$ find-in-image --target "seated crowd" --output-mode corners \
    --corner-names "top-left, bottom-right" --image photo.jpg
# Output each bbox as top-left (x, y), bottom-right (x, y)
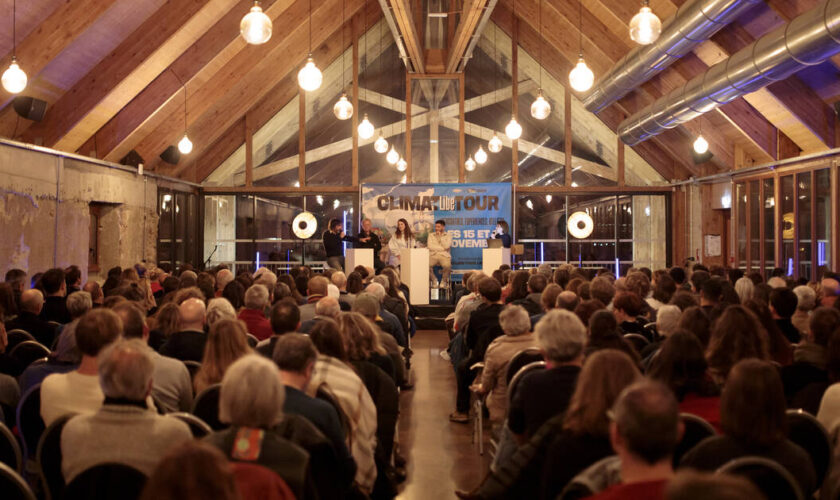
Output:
top-left (3, 260), bottom-right (840, 499)
top-left (0, 262), bottom-right (414, 499)
top-left (448, 263), bottom-right (840, 499)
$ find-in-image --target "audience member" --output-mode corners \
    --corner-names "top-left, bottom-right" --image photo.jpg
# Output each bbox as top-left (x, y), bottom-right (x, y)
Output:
top-left (113, 302), bottom-right (192, 413)
top-left (821, 277), bottom-right (840, 307)
top-left (664, 471), bottom-right (762, 500)
top-left (510, 274), bottom-right (546, 316)
top-left (590, 277), bottom-right (616, 308)
top-left (140, 441), bottom-right (240, 500)
top-left (780, 307), bottom-right (840, 412)
top-left (193, 318), bottom-right (251, 393)
top-left (475, 305), bottom-right (538, 422)
top-left (508, 309), bottom-right (585, 438)
top-left (5, 288), bottom-right (57, 347)
top-left (451, 277), bottom-right (505, 423)
top-left (222, 280), bottom-right (245, 310)
top-left (159, 298), bottom-right (207, 362)
top-left (205, 355), bottom-right (313, 499)
top-left (733, 276), bottom-right (754, 304)
top-left (769, 287), bottom-right (801, 343)
top-left (792, 284), bottom-right (817, 336)
top-left (215, 269), bottom-right (234, 298)
top-left (585, 310), bottom-right (642, 366)
top-left (18, 321), bottom-right (82, 394)
top-left (365, 282), bottom-right (407, 346)
top-left (39, 267), bottom-right (71, 324)
top-left (300, 276), bottom-right (329, 322)
top-left (680, 359), bottom-right (816, 496)
top-left (706, 305), bottom-right (769, 384)
top-left (648, 274), bottom-right (676, 312)
top-left (256, 298), bottom-right (300, 358)
top-left (61, 339), bottom-right (192, 482)
top-left (206, 297), bottom-right (237, 327)
top-left (613, 292), bottom-right (648, 337)
top-left (299, 296), bottom-right (341, 334)
top-left (237, 284), bottom-right (272, 340)
top-left (41, 308), bottom-right (122, 425)
top-left (584, 380), bottom-right (682, 500)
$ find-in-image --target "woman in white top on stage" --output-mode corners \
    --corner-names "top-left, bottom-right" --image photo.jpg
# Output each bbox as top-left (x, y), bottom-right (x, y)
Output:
top-left (388, 218), bottom-right (415, 267)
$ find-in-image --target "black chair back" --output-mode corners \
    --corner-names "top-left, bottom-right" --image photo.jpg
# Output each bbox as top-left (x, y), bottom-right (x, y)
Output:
top-left (37, 413), bottom-right (75, 500)
top-left (9, 341), bottom-right (51, 369)
top-left (0, 422), bottom-right (21, 473)
top-left (0, 461), bottom-right (36, 500)
top-left (315, 385), bottom-right (351, 441)
top-left (505, 348), bottom-right (544, 386)
top-left (507, 361), bottom-right (546, 405)
top-left (623, 333), bottom-right (650, 353)
top-left (673, 413), bottom-right (717, 466)
top-left (716, 456), bottom-right (803, 500)
top-left (6, 330), bottom-right (35, 351)
top-left (192, 384), bottom-right (225, 430)
top-left (64, 463), bottom-right (147, 500)
top-left (15, 384), bottom-right (44, 463)
top-left (168, 412), bottom-right (212, 438)
top-left (183, 360), bottom-right (202, 382)
top-left (786, 409), bottom-right (830, 493)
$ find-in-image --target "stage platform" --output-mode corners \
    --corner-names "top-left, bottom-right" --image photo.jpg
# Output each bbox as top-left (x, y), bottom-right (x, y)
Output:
top-left (414, 304), bottom-right (454, 331)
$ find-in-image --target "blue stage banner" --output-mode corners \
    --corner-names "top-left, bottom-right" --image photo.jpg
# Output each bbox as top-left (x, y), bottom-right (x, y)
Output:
top-left (360, 183), bottom-right (512, 269)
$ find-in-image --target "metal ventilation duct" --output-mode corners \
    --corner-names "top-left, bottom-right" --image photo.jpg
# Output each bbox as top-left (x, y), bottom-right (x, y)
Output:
top-left (619, 0), bottom-right (840, 146)
top-left (583, 0), bottom-right (762, 113)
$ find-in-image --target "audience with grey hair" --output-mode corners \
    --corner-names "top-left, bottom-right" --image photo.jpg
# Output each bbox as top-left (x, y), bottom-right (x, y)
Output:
top-left (66, 291), bottom-right (93, 319)
top-left (244, 284), bottom-right (270, 310)
top-left (315, 297), bottom-right (341, 319)
top-left (365, 282), bottom-right (386, 302)
top-left (254, 269), bottom-right (278, 289)
top-left (734, 277), bottom-right (754, 304)
top-left (372, 275), bottom-right (390, 291)
top-left (215, 269), bottom-right (234, 292)
top-left (767, 276), bottom-right (787, 289)
top-left (655, 305), bottom-right (682, 338)
top-left (794, 285), bottom-right (817, 311)
top-left (611, 379), bottom-right (681, 465)
top-left (537, 263), bottom-right (553, 280)
top-left (20, 288), bottom-right (44, 314)
top-left (331, 271), bottom-right (347, 290)
top-left (499, 305), bottom-right (531, 337)
top-left (534, 309), bottom-right (586, 363)
top-left (219, 354), bottom-right (284, 428)
top-left (206, 297), bottom-right (237, 326)
top-left (98, 339), bottom-right (155, 401)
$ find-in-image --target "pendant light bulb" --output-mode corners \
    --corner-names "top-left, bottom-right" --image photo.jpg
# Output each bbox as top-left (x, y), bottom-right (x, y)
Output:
top-left (396, 157), bottom-right (407, 172)
top-left (178, 135), bottom-right (193, 155)
top-left (2, 57), bottom-right (27, 94)
top-left (569, 57), bottom-right (594, 92)
top-left (530, 90), bottom-right (551, 120)
top-left (333, 93), bottom-right (353, 120)
top-left (505, 117), bottom-right (522, 140)
top-left (386, 146), bottom-right (400, 164)
top-left (374, 134), bottom-right (389, 153)
top-left (297, 57), bottom-right (322, 91)
top-left (240, 2), bottom-right (273, 45)
top-left (629, 5), bottom-right (661, 45)
top-left (475, 146), bottom-right (488, 165)
top-left (693, 135), bottom-right (709, 154)
top-left (358, 114), bottom-right (375, 140)
top-left (488, 133), bottom-right (503, 153)
top-left (465, 156), bottom-right (476, 172)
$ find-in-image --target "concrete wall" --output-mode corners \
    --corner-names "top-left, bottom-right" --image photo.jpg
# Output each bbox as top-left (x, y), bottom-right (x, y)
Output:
top-left (0, 144), bottom-right (158, 283)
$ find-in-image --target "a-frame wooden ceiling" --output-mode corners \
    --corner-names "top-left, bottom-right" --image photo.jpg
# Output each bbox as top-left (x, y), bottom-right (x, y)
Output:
top-left (1, 0), bottom-right (838, 183)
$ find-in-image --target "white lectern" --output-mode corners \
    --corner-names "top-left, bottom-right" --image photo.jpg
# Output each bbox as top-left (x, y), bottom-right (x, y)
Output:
top-left (482, 248), bottom-right (511, 275)
top-left (401, 248), bottom-right (429, 305)
top-left (345, 248), bottom-right (373, 274)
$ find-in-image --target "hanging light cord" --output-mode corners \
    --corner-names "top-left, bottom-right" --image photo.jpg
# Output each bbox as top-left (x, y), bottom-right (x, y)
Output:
top-left (341, 0), bottom-right (345, 91)
top-left (578, 0), bottom-right (583, 58)
top-left (11, 0), bottom-right (16, 57)
top-left (308, 0), bottom-right (312, 55)
top-left (170, 69), bottom-right (188, 134)
top-left (538, 0), bottom-right (542, 89)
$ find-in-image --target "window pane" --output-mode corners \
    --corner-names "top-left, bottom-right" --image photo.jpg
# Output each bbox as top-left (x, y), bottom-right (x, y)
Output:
top-left (816, 168), bottom-right (831, 273)
top-left (797, 172), bottom-right (812, 279)
top-left (736, 183), bottom-right (746, 269)
top-left (749, 180), bottom-right (760, 270)
top-left (763, 178), bottom-right (775, 274)
top-left (781, 175), bottom-right (795, 276)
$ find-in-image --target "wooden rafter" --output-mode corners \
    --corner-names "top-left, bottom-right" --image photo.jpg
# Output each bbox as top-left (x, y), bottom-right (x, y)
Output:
top-left (386, 0), bottom-right (425, 73)
top-left (446, 0), bottom-right (491, 73)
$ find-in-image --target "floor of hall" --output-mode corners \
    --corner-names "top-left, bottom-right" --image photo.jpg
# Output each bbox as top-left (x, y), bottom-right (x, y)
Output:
top-left (396, 330), bottom-right (492, 499)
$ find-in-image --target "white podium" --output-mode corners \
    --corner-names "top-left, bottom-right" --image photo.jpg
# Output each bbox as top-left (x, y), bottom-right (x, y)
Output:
top-left (400, 248), bottom-right (429, 305)
top-left (345, 248), bottom-right (373, 274)
top-left (482, 248), bottom-right (511, 275)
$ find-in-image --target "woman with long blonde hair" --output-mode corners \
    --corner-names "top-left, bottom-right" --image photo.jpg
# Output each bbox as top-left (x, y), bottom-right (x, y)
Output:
top-left (337, 312), bottom-right (395, 381)
top-left (193, 319), bottom-right (252, 393)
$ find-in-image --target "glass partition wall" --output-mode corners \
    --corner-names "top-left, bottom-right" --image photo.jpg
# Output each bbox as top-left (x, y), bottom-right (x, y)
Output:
top-left (734, 165), bottom-right (833, 280)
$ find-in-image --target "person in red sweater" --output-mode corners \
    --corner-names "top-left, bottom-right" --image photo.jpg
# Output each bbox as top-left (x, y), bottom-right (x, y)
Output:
top-left (237, 284), bottom-right (273, 341)
top-left (586, 380), bottom-right (683, 500)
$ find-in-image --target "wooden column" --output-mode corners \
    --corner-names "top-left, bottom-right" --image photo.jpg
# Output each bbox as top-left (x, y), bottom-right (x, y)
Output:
top-left (774, 172), bottom-right (782, 269)
top-left (244, 113), bottom-right (253, 187)
top-left (832, 160), bottom-right (840, 270)
top-left (511, 16), bottom-right (519, 186)
top-left (564, 86), bottom-right (571, 186)
top-left (406, 73), bottom-right (412, 183)
top-left (745, 181), bottom-right (752, 270)
top-left (759, 179), bottom-right (765, 275)
top-left (811, 172), bottom-right (818, 281)
top-left (617, 139), bottom-right (625, 187)
top-left (299, 89), bottom-right (306, 187)
top-left (459, 73), bottom-right (466, 182)
top-left (351, 34), bottom-right (359, 186)
top-left (793, 174), bottom-right (800, 279)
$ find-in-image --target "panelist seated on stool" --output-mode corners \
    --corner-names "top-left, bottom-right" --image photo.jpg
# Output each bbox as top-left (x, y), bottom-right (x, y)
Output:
top-left (428, 220), bottom-right (452, 288)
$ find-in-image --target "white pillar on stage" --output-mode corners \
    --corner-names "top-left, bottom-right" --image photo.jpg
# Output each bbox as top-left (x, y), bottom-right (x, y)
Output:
top-left (345, 248), bottom-right (373, 274)
top-left (482, 248), bottom-right (511, 275)
top-left (401, 248), bottom-right (430, 305)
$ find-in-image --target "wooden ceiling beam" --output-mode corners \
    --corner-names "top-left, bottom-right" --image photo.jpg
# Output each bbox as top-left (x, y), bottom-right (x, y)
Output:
top-left (17, 0), bottom-right (238, 152)
top-left (141, 0), bottom-right (369, 174)
top-left (79, 0), bottom-right (291, 163)
top-left (0, 0), bottom-right (118, 113)
top-left (386, 0), bottom-right (425, 72)
top-left (445, 0), bottom-right (491, 73)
